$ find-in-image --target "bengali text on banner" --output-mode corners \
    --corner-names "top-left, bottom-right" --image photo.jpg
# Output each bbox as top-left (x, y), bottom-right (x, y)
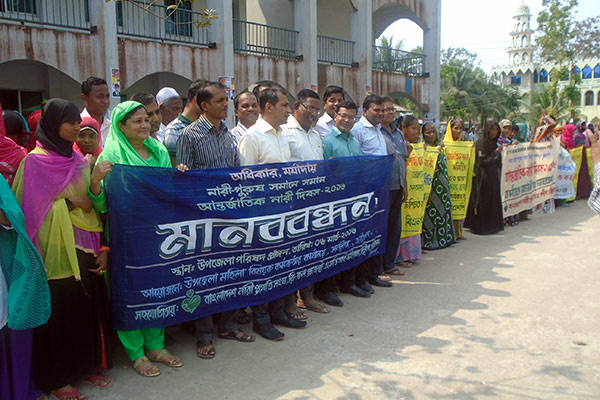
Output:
top-left (501, 139), bottom-right (560, 217)
top-left (401, 143), bottom-right (438, 238)
top-left (105, 156), bottom-right (393, 330)
top-left (443, 141), bottom-right (475, 220)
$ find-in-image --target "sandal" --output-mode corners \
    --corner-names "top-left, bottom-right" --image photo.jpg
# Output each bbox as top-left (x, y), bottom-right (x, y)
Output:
top-left (147, 349), bottom-right (183, 367)
top-left (196, 340), bottom-right (216, 359)
top-left (303, 299), bottom-right (330, 313)
top-left (394, 261), bottom-right (413, 268)
top-left (378, 274), bottom-right (392, 282)
top-left (50, 386), bottom-right (85, 400)
top-left (81, 374), bottom-right (113, 389)
top-left (132, 356), bottom-right (160, 377)
top-left (285, 304), bottom-right (308, 320)
top-left (384, 267), bottom-right (406, 276)
top-left (219, 329), bottom-right (256, 342)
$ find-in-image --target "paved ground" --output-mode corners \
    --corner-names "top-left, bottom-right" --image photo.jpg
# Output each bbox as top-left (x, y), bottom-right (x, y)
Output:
top-left (86, 200), bottom-right (600, 400)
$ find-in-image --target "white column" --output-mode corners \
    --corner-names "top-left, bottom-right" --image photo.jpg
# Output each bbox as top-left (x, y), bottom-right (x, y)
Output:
top-left (92, 2), bottom-right (120, 110)
top-left (351, 0), bottom-right (372, 105)
top-left (423, 0), bottom-right (441, 127)
top-left (294, 0), bottom-right (318, 92)
top-left (208, 0), bottom-right (235, 127)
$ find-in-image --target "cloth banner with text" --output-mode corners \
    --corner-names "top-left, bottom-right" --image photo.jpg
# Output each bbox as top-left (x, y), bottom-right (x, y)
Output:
top-left (567, 146), bottom-right (595, 201)
top-left (401, 143), bottom-right (438, 238)
top-left (105, 156), bottom-right (393, 330)
top-left (443, 142), bottom-right (475, 220)
top-left (501, 139), bottom-right (560, 217)
top-left (555, 148), bottom-right (576, 200)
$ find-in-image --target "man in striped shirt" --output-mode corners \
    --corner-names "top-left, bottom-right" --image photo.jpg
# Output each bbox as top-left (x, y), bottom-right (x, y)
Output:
top-left (175, 81), bottom-right (254, 359)
top-left (176, 81), bottom-right (239, 169)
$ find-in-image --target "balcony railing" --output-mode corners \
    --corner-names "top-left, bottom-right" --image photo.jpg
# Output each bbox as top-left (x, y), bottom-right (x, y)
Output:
top-left (0, 0), bottom-right (90, 31)
top-left (233, 19), bottom-right (298, 60)
top-left (372, 46), bottom-right (426, 76)
top-left (116, 0), bottom-right (210, 46)
top-left (317, 35), bottom-right (354, 66)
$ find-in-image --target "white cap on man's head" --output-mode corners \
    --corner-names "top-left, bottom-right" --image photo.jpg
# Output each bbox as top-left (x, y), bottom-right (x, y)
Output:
top-left (156, 87), bottom-right (180, 106)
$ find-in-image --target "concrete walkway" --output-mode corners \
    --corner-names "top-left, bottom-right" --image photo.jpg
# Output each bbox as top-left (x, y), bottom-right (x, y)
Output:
top-left (86, 200), bottom-right (600, 400)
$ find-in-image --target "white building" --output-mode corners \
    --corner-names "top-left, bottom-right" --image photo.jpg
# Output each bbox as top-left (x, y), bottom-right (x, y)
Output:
top-left (491, 3), bottom-right (600, 125)
top-left (0, 0), bottom-right (441, 125)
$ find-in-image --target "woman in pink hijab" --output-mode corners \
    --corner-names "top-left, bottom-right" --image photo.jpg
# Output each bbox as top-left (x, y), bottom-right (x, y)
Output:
top-left (0, 103), bottom-right (27, 186)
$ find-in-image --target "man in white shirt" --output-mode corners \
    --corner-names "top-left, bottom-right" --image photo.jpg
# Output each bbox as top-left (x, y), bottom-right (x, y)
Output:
top-left (156, 87), bottom-right (183, 143)
top-left (238, 88), bottom-right (307, 340)
top-left (238, 88), bottom-right (292, 165)
top-left (281, 89), bottom-right (331, 315)
top-left (314, 85), bottom-right (345, 138)
top-left (80, 77), bottom-right (111, 148)
top-left (230, 90), bottom-right (259, 145)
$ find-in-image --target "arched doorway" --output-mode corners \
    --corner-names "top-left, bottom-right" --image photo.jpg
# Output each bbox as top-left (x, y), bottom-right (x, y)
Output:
top-left (124, 72), bottom-right (192, 101)
top-left (0, 59), bottom-right (82, 114)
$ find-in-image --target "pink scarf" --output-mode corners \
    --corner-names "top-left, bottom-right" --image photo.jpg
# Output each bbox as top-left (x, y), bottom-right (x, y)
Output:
top-left (561, 124), bottom-right (577, 150)
top-left (21, 144), bottom-right (86, 250)
top-left (0, 103), bottom-right (28, 185)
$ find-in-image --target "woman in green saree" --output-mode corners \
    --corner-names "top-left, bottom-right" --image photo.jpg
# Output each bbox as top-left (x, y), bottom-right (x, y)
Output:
top-left (90, 101), bottom-right (183, 377)
top-left (421, 123), bottom-right (456, 250)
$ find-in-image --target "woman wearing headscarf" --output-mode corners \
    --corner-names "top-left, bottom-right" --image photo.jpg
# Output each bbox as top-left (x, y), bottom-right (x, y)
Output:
top-left (74, 117), bottom-right (102, 170)
top-left (89, 101), bottom-right (183, 378)
top-left (562, 123), bottom-right (593, 199)
top-left (12, 99), bottom-right (112, 400)
top-left (442, 117), bottom-right (472, 240)
top-left (0, 176), bottom-right (51, 400)
top-left (464, 120), bottom-right (504, 235)
top-left (26, 110), bottom-right (42, 152)
top-left (0, 103), bottom-right (27, 186)
top-left (421, 122), bottom-right (456, 250)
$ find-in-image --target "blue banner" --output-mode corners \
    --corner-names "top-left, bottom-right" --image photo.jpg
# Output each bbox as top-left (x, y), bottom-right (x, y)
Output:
top-left (105, 156), bottom-right (392, 330)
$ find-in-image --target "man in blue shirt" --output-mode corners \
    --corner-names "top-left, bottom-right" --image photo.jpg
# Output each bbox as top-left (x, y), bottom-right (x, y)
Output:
top-left (321, 100), bottom-right (373, 299)
top-left (350, 95), bottom-right (393, 288)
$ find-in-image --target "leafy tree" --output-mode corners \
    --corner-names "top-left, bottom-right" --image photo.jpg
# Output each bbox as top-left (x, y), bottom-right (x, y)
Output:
top-left (374, 35), bottom-right (405, 73)
top-left (536, 0), bottom-right (578, 65)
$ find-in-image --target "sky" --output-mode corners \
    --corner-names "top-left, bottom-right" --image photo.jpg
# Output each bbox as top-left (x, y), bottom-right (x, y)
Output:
top-left (381, 0), bottom-right (597, 74)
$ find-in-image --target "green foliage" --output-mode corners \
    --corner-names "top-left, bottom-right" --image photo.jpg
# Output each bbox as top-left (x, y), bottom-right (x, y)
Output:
top-left (440, 47), bottom-right (517, 126)
top-left (536, 0), bottom-right (578, 64)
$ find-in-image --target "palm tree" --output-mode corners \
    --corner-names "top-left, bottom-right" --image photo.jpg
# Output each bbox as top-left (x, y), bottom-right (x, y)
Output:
top-left (374, 35), bottom-right (405, 73)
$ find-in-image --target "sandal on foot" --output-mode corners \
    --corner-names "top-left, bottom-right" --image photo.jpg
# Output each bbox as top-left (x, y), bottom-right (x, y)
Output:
top-left (219, 329), bottom-right (256, 342)
top-left (384, 267), bottom-right (406, 276)
top-left (82, 374), bottom-right (113, 389)
top-left (132, 356), bottom-right (161, 377)
top-left (50, 387), bottom-right (85, 400)
top-left (303, 299), bottom-right (330, 313)
top-left (147, 349), bottom-right (183, 367)
top-left (378, 274), bottom-right (392, 282)
top-left (395, 261), bottom-right (413, 268)
top-left (285, 305), bottom-right (307, 320)
top-left (196, 341), bottom-right (216, 359)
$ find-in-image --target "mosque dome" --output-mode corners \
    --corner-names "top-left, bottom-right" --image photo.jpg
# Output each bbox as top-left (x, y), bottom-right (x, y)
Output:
top-left (516, 3), bottom-right (530, 15)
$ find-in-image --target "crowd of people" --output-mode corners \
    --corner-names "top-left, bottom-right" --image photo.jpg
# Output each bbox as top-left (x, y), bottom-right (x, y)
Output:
top-left (1, 76), bottom-right (599, 400)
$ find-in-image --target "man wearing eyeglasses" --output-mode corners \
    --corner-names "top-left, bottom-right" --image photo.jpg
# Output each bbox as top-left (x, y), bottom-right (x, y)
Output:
top-left (281, 89), bottom-right (332, 316)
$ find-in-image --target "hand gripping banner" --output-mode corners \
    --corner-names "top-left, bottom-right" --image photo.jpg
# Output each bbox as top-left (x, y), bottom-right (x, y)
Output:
top-left (104, 156), bottom-right (393, 330)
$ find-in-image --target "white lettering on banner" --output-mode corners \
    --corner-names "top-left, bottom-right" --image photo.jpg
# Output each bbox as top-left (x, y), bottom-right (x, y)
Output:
top-left (155, 192), bottom-right (374, 259)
